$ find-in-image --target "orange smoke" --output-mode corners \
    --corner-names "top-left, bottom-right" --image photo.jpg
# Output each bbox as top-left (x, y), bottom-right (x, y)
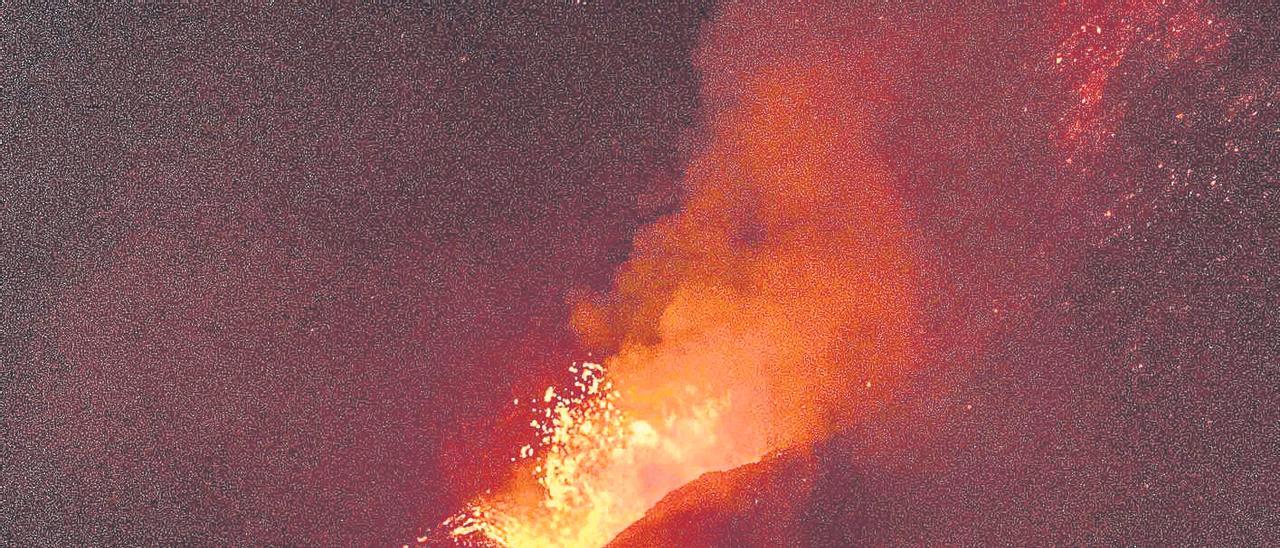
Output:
top-left (581, 62), bottom-right (919, 449)
top-left (430, 19), bottom-right (920, 548)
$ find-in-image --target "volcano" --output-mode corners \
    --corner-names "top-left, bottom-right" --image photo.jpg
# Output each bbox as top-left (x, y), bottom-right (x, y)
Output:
top-left (5, 1), bottom-right (1277, 546)
top-left (421, 1), bottom-right (1277, 545)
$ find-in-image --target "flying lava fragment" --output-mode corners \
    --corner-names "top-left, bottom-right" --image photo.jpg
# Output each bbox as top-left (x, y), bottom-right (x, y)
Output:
top-left (3, 1), bottom-right (1272, 546)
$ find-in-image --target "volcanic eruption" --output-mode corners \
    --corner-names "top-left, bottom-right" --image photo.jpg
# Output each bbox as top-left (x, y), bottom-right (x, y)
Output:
top-left (424, 0), bottom-right (1275, 546)
top-left (5, 1), bottom-right (1272, 546)
top-left (429, 38), bottom-right (920, 548)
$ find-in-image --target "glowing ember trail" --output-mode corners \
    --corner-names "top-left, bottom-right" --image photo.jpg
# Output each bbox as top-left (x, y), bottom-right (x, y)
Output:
top-left (424, 362), bottom-right (762, 547)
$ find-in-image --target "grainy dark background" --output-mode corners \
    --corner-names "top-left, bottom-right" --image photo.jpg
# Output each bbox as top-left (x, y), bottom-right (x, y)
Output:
top-left (2, 3), bottom-right (710, 544)
top-left (3, 1), bottom-right (1277, 546)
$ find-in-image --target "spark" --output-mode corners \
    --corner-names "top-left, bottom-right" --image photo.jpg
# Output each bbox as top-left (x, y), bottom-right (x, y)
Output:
top-left (427, 361), bottom-right (757, 547)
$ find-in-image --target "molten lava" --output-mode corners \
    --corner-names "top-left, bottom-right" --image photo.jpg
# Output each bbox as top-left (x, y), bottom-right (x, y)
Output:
top-left (432, 362), bottom-right (764, 547)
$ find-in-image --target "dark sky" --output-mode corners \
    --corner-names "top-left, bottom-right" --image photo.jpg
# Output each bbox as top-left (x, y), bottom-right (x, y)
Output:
top-left (4, 1), bottom-right (1278, 547)
top-left (3, 3), bottom-right (710, 545)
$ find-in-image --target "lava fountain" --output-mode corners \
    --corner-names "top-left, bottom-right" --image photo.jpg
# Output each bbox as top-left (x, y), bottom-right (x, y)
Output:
top-left (425, 40), bottom-right (921, 547)
top-left (433, 361), bottom-right (757, 547)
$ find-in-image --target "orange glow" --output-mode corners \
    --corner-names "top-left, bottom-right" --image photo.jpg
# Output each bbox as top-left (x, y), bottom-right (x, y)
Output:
top-left (434, 362), bottom-right (759, 547)
top-left (427, 59), bottom-right (920, 547)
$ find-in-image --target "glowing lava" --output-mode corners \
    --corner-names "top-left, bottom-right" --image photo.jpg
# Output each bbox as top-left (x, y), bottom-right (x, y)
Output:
top-left (425, 22), bottom-right (921, 548)
top-left (428, 362), bottom-right (763, 547)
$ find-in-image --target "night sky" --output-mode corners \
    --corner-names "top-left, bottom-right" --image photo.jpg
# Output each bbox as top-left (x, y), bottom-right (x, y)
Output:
top-left (3, 1), bottom-right (1277, 547)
